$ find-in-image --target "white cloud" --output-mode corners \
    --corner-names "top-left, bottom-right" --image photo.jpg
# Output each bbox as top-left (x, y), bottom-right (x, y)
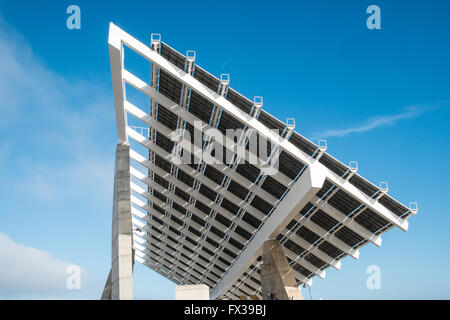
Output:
top-left (0, 232), bottom-right (90, 298)
top-left (315, 102), bottom-right (449, 138)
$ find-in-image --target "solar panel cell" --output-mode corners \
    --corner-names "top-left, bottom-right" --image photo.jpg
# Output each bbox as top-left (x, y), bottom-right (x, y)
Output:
top-left (194, 66), bottom-right (220, 92)
top-left (188, 91), bottom-right (214, 123)
top-left (155, 131), bottom-right (174, 153)
top-left (226, 89), bottom-right (253, 114)
top-left (304, 253), bottom-right (327, 269)
top-left (203, 165), bottom-right (225, 185)
top-left (156, 104), bottom-right (178, 130)
top-left (235, 162), bottom-right (260, 183)
top-left (378, 194), bottom-right (409, 217)
top-left (284, 239), bottom-right (306, 256)
top-left (176, 169), bottom-right (195, 188)
top-left (160, 43), bottom-right (185, 69)
top-left (227, 180), bottom-right (249, 200)
top-left (260, 175), bottom-right (287, 199)
top-left (292, 263), bottom-right (313, 278)
top-left (349, 174), bottom-right (380, 198)
top-left (354, 208), bottom-right (390, 233)
top-left (318, 241), bottom-right (344, 259)
top-left (195, 200), bottom-right (212, 215)
top-left (158, 70), bottom-right (182, 104)
top-left (334, 226), bottom-right (365, 247)
top-left (250, 195), bottom-right (274, 215)
top-left (217, 111), bottom-right (245, 135)
top-left (220, 198), bottom-right (240, 216)
top-left (153, 173), bottom-right (169, 189)
top-left (296, 226), bottom-right (321, 244)
top-left (319, 153), bottom-right (349, 177)
top-left (241, 212), bottom-right (261, 229)
top-left (288, 132), bottom-right (317, 156)
top-left (310, 209), bottom-right (339, 232)
top-left (278, 151), bottom-right (305, 180)
top-left (199, 184), bottom-right (218, 202)
top-left (154, 154), bottom-right (172, 173)
top-left (257, 110), bottom-right (286, 132)
top-left (328, 189), bottom-right (363, 216)
top-left (172, 201), bottom-right (187, 215)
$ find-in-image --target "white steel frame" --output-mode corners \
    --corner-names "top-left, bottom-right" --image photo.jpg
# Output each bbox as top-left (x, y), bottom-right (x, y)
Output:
top-left (108, 22), bottom-right (417, 300)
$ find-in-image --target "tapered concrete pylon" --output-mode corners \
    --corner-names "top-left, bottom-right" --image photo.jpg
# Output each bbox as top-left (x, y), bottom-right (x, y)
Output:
top-left (261, 239), bottom-right (303, 300)
top-left (102, 143), bottom-right (133, 300)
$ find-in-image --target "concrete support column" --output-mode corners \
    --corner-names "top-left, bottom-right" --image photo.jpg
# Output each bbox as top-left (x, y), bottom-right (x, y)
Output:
top-left (175, 284), bottom-right (210, 300)
top-left (261, 239), bottom-right (303, 300)
top-left (102, 143), bottom-right (133, 300)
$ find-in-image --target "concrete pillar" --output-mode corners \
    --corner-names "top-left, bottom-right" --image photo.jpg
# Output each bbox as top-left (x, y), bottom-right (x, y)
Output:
top-left (102, 143), bottom-right (133, 300)
top-left (101, 270), bottom-right (112, 299)
top-left (261, 239), bottom-right (303, 300)
top-left (175, 284), bottom-right (210, 300)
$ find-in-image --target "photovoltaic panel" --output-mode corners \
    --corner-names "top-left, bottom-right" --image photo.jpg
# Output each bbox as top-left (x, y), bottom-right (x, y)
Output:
top-left (109, 24), bottom-right (417, 300)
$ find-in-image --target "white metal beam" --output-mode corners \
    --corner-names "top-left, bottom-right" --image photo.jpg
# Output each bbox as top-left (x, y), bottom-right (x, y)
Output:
top-left (210, 163), bottom-right (325, 299)
top-left (108, 23), bottom-right (128, 144)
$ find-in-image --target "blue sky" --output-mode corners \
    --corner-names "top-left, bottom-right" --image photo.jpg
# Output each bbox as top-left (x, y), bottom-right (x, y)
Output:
top-left (0, 0), bottom-right (449, 299)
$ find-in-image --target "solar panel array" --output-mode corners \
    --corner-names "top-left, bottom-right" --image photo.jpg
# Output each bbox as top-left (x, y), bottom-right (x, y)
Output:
top-left (111, 26), bottom-right (417, 300)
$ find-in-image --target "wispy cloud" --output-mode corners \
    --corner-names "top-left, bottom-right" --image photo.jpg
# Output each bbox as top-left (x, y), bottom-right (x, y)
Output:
top-left (315, 102), bottom-right (449, 139)
top-left (220, 56), bottom-right (232, 69)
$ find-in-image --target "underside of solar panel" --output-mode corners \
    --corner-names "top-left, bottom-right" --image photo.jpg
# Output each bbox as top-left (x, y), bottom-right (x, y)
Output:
top-left (106, 23), bottom-right (418, 300)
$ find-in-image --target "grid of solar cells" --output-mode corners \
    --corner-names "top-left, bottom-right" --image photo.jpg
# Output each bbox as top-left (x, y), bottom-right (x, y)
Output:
top-left (134, 88), bottom-right (300, 288)
top-left (187, 91), bottom-right (214, 124)
top-left (120, 37), bottom-right (415, 299)
top-left (223, 175), bottom-right (410, 298)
